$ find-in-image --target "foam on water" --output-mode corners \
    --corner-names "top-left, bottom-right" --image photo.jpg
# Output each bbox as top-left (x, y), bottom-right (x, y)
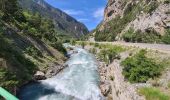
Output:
top-left (18, 44), bottom-right (104, 100)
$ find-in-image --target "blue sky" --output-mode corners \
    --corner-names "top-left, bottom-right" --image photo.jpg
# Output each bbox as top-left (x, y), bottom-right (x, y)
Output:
top-left (45, 0), bottom-right (107, 30)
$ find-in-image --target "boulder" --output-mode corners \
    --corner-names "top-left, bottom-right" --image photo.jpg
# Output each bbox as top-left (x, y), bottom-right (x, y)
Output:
top-left (45, 64), bottom-right (68, 78)
top-left (34, 71), bottom-right (46, 80)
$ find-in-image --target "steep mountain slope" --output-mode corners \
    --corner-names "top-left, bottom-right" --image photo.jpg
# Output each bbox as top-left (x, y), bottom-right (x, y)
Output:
top-left (0, 0), bottom-right (67, 95)
top-left (19, 0), bottom-right (89, 38)
top-left (94, 0), bottom-right (170, 43)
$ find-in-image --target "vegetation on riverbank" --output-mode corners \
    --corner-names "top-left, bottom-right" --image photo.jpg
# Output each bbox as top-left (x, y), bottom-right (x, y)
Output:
top-left (121, 49), bottom-right (163, 83)
top-left (97, 44), bottom-right (125, 64)
top-left (162, 29), bottom-right (170, 44)
top-left (139, 87), bottom-right (170, 100)
top-left (76, 42), bottom-right (126, 64)
top-left (75, 41), bottom-right (170, 100)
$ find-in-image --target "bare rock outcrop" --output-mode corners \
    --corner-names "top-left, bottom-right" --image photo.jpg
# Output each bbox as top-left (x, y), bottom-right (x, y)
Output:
top-left (104, 0), bottom-right (125, 22)
top-left (124, 4), bottom-right (170, 35)
top-left (98, 0), bottom-right (170, 38)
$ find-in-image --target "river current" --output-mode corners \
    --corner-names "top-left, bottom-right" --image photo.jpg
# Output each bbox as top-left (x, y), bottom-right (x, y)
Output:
top-left (18, 44), bottom-right (104, 100)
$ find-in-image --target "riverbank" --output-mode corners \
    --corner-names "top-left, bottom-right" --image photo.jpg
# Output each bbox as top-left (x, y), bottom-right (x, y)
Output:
top-left (80, 42), bottom-right (170, 100)
top-left (82, 44), bottom-right (147, 100)
top-left (82, 44), bottom-right (113, 99)
top-left (17, 44), bottom-right (104, 100)
top-left (97, 51), bottom-right (144, 100)
top-left (15, 47), bottom-right (73, 98)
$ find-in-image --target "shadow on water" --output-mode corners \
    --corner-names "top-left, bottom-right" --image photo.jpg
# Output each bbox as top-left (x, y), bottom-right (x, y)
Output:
top-left (17, 82), bottom-right (57, 100)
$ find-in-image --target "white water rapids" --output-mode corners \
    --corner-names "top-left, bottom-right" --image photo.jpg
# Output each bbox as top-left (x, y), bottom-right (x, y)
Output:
top-left (18, 44), bottom-right (104, 100)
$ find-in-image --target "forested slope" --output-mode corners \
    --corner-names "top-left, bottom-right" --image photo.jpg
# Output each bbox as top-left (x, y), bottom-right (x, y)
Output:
top-left (0, 0), bottom-right (69, 94)
top-left (19, 0), bottom-right (89, 38)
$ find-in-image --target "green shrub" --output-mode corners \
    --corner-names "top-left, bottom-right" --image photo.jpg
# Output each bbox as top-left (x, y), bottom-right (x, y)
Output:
top-left (122, 28), bottom-right (135, 42)
top-left (70, 39), bottom-right (76, 45)
top-left (162, 29), bottom-right (170, 44)
top-left (0, 68), bottom-right (18, 93)
top-left (144, 1), bottom-right (159, 14)
top-left (98, 44), bottom-right (125, 53)
top-left (95, 30), bottom-right (115, 41)
top-left (139, 87), bottom-right (170, 100)
top-left (168, 82), bottom-right (170, 88)
top-left (89, 48), bottom-right (97, 54)
top-left (89, 42), bottom-right (93, 45)
top-left (97, 45), bottom-right (124, 64)
top-left (164, 0), bottom-right (170, 4)
top-left (80, 42), bottom-right (86, 48)
top-left (51, 42), bottom-right (67, 54)
top-left (94, 43), bottom-right (99, 47)
top-left (123, 28), bottom-right (161, 43)
top-left (98, 49), bottom-right (116, 64)
top-left (25, 46), bottom-right (42, 58)
top-left (121, 50), bottom-right (162, 83)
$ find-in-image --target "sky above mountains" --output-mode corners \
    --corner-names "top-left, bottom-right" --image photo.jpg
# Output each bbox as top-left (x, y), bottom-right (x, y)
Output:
top-left (45, 0), bottom-right (107, 30)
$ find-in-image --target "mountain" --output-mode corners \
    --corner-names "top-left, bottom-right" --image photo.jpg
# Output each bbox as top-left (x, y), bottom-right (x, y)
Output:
top-left (19, 0), bottom-right (89, 38)
top-left (94, 0), bottom-right (170, 43)
top-left (0, 0), bottom-right (68, 95)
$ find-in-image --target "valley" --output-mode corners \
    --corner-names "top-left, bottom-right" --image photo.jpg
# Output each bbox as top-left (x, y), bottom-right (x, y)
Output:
top-left (0, 0), bottom-right (170, 100)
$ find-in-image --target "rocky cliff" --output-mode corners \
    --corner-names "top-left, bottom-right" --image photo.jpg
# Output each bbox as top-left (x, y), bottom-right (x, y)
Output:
top-left (19, 0), bottom-right (89, 38)
top-left (95, 0), bottom-right (170, 42)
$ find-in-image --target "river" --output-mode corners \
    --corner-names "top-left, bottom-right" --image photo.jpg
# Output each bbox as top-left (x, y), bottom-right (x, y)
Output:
top-left (18, 44), bottom-right (104, 100)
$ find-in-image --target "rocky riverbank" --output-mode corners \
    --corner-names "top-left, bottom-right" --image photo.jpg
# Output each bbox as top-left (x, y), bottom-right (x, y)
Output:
top-left (17, 47), bottom-right (76, 96)
top-left (98, 51), bottom-right (149, 100)
top-left (82, 45), bottom-right (113, 99)
top-left (98, 60), bottom-right (113, 100)
top-left (33, 45), bottom-right (79, 80)
top-left (82, 44), bottom-right (148, 100)
top-left (33, 63), bottom-right (67, 80)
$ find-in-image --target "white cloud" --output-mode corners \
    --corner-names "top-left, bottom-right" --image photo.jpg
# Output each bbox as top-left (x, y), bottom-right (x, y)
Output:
top-left (93, 7), bottom-right (104, 19)
top-left (63, 9), bottom-right (84, 15)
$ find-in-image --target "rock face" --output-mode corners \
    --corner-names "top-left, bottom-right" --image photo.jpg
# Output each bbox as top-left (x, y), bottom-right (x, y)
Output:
top-left (126, 4), bottom-right (170, 35)
top-left (19, 0), bottom-right (89, 38)
top-left (104, 0), bottom-right (125, 22)
top-left (97, 0), bottom-right (170, 40)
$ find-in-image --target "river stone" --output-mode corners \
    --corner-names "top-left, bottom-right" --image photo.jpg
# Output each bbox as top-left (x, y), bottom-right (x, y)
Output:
top-left (45, 64), bottom-right (68, 78)
top-left (100, 83), bottom-right (111, 96)
top-left (34, 71), bottom-right (46, 80)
